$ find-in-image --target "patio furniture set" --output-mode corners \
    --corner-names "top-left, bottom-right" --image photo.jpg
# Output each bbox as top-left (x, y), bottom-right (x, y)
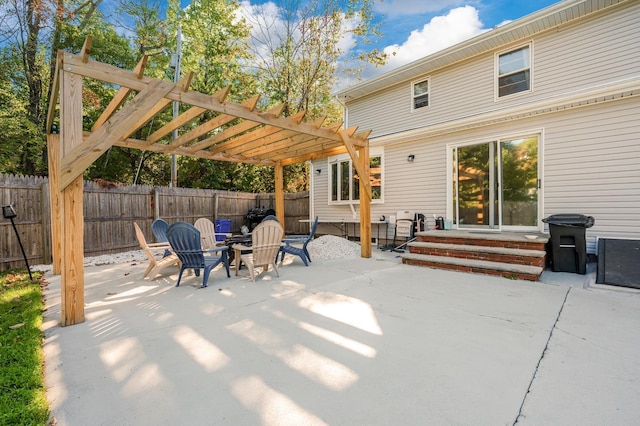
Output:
top-left (134, 216), bottom-right (318, 287)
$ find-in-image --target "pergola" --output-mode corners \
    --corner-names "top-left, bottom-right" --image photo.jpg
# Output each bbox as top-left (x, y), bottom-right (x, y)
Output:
top-left (45, 37), bottom-right (372, 326)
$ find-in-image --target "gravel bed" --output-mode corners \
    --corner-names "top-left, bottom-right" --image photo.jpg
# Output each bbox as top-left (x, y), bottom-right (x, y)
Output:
top-left (307, 235), bottom-right (361, 259)
top-left (31, 234), bottom-right (361, 273)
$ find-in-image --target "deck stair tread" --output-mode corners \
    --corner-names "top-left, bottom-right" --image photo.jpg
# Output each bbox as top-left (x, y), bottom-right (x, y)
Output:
top-left (408, 241), bottom-right (546, 257)
top-left (401, 253), bottom-right (543, 275)
top-left (416, 230), bottom-right (549, 243)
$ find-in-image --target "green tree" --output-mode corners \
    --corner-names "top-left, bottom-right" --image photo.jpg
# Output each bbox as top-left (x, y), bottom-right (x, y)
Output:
top-left (163, 0), bottom-right (276, 191)
top-left (247, 0), bottom-right (385, 119)
top-left (0, 71), bottom-right (43, 174)
top-left (245, 0), bottom-right (386, 191)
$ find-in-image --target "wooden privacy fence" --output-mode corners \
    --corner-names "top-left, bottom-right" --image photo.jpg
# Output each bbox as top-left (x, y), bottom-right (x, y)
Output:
top-left (0, 174), bottom-right (309, 272)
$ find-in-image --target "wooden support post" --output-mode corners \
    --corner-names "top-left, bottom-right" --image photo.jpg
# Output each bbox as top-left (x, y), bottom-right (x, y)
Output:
top-left (46, 134), bottom-right (61, 273)
top-left (274, 162), bottom-right (285, 225)
top-left (339, 130), bottom-right (372, 258)
top-left (62, 176), bottom-right (84, 325)
top-left (60, 70), bottom-right (85, 326)
top-left (358, 145), bottom-right (371, 258)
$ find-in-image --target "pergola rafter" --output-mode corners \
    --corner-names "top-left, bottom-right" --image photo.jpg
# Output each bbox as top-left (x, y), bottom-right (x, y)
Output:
top-left (46, 37), bottom-right (372, 326)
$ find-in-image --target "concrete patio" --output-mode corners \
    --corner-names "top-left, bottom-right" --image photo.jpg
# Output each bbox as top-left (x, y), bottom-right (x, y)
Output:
top-left (42, 251), bottom-right (640, 425)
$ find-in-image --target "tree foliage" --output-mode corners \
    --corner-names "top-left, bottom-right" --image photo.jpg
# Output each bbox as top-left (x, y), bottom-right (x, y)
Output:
top-left (0, 0), bottom-right (386, 192)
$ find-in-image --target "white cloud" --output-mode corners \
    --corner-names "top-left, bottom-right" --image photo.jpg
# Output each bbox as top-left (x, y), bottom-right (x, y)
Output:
top-left (359, 6), bottom-right (487, 80)
top-left (374, 0), bottom-right (470, 17)
top-left (238, 1), bottom-right (288, 66)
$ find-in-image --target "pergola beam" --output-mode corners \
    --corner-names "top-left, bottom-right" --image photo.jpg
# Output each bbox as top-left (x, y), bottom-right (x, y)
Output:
top-left (60, 80), bottom-right (176, 190)
top-left (62, 53), bottom-right (346, 142)
top-left (198, 103), bottom-right (286, 154)
top-left (170, 94), bottom-right (257, 149)
top-left (113, 137), bottom-right (276, 166)
top-left (91, 55), bottom-right (149, 132)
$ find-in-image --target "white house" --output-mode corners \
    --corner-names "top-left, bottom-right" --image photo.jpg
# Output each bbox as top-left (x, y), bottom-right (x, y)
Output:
top-left (311, 0), bottom-right (640, 256)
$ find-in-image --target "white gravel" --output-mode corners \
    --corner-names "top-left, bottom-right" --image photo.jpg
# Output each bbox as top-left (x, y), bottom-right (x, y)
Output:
top-left (31, 250), bottom-right (148, 273)
top-left (31, 235), bottom-right (361, 273)
top-left (307, 235), bottom-right (361, 259)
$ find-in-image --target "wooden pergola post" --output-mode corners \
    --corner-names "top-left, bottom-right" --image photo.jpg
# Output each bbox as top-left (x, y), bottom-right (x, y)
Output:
top-left (339, 129), bottom-right (372, 258)
top-left (46, 133), bottom-right (62, 275)
top-left (358, 144), bottom-right (371, 258)
top-left (59, 70), bottom-right (85, 326)
top-left (274, 162), bottom-right (285, 224)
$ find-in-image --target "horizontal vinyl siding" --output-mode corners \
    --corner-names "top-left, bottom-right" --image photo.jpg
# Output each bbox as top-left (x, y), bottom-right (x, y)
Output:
top-left (382, 141), bottom-right (448, 217)
top-left (533, 2), bottom-right (640, 98)
top-left (430, 57), bottom-right (494, 124)
top-left (543, 97), bottom-right (640, 241)
top-left (346, 81), bottom-right (412, 138)
top-left (346, 1), bottom-right (640, 140)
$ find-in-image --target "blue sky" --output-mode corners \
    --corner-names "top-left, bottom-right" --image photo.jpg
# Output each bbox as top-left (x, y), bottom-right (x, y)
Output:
top-left (168, 0), bottom-right (559, 80)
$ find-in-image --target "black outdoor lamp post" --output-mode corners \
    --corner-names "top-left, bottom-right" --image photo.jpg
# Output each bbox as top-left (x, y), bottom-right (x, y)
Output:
top-left (2, 205), bottom-right (33, 281)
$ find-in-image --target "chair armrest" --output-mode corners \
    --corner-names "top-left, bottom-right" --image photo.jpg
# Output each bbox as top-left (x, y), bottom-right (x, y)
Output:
top-left (147, 242), bottom-right (171, 249)
top-left (283, 235), bottom-right (308, 243)
top-left (231, 243), bottom-right (253, 251)
top-left (204, 246), bottom-right (228, 254)
top-left (284, 234), bottom-right (308, 239)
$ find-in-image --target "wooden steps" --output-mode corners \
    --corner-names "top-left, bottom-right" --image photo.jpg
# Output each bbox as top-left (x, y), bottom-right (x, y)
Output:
top-left (400, 230), bottom-right (549, 281)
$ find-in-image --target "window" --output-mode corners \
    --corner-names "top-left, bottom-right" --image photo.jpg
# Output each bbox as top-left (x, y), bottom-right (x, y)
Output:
top-left (330, 154), bottom-right (383, 203)
top-left (412, 79), bottom-right (429, 110)
top-left (497, 45), bottom-right (531, 97)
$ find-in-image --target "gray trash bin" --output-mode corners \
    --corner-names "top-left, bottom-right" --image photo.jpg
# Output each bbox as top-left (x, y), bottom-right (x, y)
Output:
top-left (542, 214), bottom-right (595, 274)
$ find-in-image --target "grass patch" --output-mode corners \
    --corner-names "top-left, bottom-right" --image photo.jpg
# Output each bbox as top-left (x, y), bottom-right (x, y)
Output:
top-left (0, 269), bottom-right (50, 425)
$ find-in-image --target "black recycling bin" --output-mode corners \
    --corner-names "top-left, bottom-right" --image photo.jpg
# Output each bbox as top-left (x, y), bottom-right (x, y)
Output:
top-left (542, 214), bottom-right (595, 274)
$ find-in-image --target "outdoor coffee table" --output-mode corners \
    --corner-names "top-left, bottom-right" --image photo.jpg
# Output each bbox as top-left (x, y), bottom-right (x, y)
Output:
top-left (223, 234), bottom-right (251, 265)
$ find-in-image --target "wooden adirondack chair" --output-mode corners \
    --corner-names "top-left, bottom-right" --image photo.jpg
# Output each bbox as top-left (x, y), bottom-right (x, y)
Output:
top-left (134, 222), bottom-right (180, 280)
top-left (233, 220), bottom-right (283, 282)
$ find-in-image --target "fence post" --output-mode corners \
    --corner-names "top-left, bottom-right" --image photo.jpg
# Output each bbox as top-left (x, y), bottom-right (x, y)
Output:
top-left (154, 187), bottom-right (160, 220)
top-left (41, 182), bottom-right (52, 264)
top-left (213, 193), bottom-right (219, 222)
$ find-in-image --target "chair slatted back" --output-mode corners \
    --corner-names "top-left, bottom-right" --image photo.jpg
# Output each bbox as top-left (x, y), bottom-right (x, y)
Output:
top-left (194, 218), bottom-right (216, 250)
top-left (250, 220), bottom-right (284, 265)
top-left (166, 222), bottom-right (206, 268)
top-left (151, 218), bottom-right (169, 243)
top-left (134, 222), bottom-right (155, 259)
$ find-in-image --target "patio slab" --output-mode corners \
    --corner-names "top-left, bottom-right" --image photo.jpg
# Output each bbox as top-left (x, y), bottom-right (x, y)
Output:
top-left (42, 251), bottom-right (640, 425)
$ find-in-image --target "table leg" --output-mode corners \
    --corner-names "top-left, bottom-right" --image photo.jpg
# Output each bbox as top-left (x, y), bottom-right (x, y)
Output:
top-left (234, 247), bottom-right (241, 276)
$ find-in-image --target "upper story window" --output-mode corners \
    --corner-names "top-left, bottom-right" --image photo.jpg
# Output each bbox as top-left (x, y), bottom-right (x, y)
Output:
top-left (497, 45), bottom-right (531, 98)
top-left (330, 153), bottom-right (383, 203)
top-left (412, 79), bottom-right (429, 110)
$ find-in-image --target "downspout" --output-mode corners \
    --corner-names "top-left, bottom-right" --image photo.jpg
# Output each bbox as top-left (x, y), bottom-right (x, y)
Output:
top-left (335, 94), bottom-right (349, 126)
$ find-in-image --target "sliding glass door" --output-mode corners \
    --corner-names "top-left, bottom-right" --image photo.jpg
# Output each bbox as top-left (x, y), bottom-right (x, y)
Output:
top-left (452, 136), bottom-right (539, 230)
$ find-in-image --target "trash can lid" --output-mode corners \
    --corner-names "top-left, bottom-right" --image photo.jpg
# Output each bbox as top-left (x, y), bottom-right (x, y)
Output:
top-left (542, 214), bottom-right (595, 228)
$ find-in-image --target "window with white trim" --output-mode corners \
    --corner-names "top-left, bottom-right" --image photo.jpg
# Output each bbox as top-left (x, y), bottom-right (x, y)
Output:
top-left (412, 79), bottom-right (429, 110)
top-left (330, 153), bottom-right (382, 203)
top-left (497, 45), bottom-right (531, 97)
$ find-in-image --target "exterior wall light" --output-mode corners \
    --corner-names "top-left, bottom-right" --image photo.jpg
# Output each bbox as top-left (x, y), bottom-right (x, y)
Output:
top-left (407, 154), bottom-right (415, 162)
